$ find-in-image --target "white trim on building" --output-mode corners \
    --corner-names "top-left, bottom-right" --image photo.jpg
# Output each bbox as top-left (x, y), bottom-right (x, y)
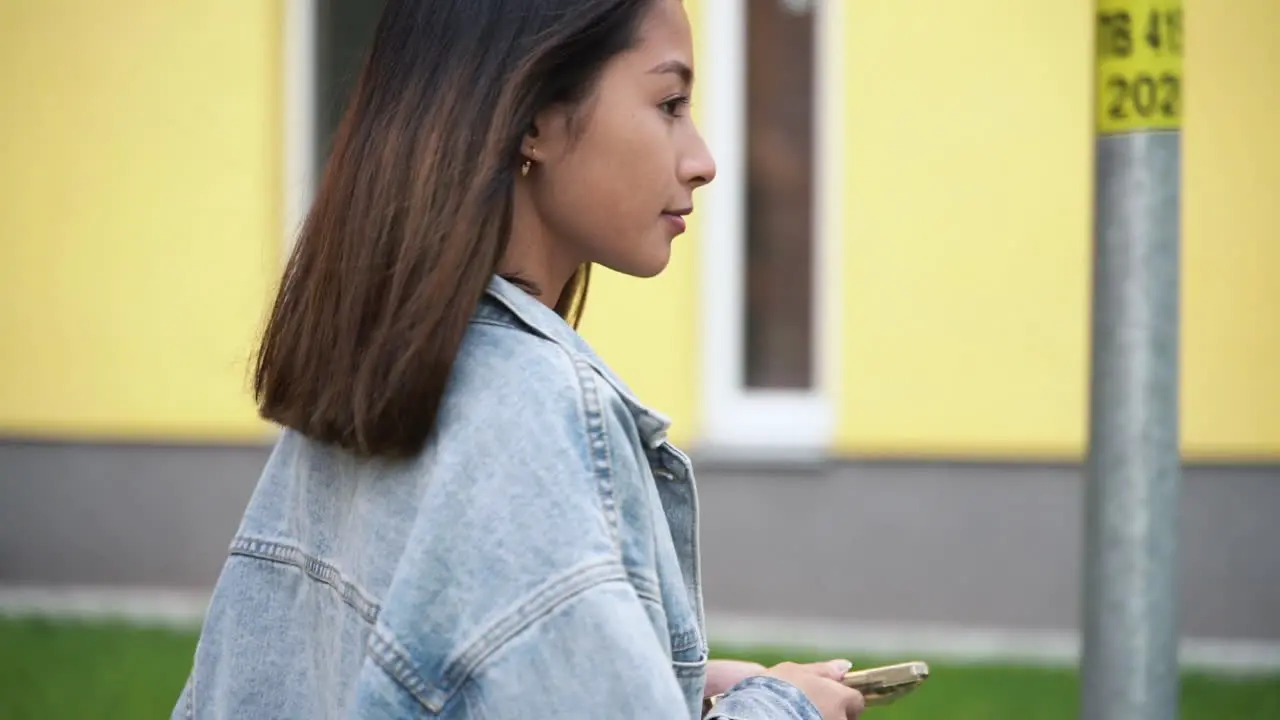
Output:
top-left (698, 0), bottom-right (843, 457)
top-left (282, 0), bottom-right (317, 256)
top-left (4, 586), bottom-right (1278, 676)
top-left (707, 612), bottom-right (1280, 677)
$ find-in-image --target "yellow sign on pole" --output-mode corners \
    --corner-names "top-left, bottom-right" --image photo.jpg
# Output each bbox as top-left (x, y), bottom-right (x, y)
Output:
top-left (1095, 0), bottom-right (1184, 134)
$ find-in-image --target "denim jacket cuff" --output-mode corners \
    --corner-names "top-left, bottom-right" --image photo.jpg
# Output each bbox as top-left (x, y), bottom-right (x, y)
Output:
top-left (703, 675), bottom-right (821, 720)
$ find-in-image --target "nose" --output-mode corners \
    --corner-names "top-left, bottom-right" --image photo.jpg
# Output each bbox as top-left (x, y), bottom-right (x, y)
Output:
top-left (680, 128), bottom-right (717, 189)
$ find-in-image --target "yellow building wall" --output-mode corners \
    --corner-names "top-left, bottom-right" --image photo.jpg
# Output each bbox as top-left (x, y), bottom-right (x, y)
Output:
top-left (837, 0), bottom-right (1280, 459)
top-left (0, 1), bottom-right (280, 441)
top-left (578, 264), bottom-right (700, 448)
top-left (1181, 1), bottom-right (1280, 459)
top-left (4, 0), bottom-right (1272, 459)
top-left (0, 0), bottom-right (700, 447)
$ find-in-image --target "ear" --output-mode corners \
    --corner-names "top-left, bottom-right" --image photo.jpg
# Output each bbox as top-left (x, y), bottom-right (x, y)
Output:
top-left (523, 105), bottom-right (572, 165)
top-left (519, 122), bottom-right (541, 162)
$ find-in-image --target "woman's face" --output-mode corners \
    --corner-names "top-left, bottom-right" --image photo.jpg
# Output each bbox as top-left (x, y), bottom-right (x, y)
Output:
top-left (523, 0), bottom-right (716, 281)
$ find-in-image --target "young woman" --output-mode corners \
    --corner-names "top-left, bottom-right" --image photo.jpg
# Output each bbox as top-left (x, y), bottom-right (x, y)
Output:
top-left (174, 1), bottom-right (864, 718)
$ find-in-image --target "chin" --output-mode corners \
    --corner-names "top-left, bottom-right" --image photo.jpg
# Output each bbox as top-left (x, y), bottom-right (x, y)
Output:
top-left (596, 233), bottom-right (674, 279)
top-left (621, 246), bottom-right (673, 279)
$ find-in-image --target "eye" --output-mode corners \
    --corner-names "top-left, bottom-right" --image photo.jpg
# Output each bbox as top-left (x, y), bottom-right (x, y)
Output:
top-left (659, 95), bottom-right (691, 118)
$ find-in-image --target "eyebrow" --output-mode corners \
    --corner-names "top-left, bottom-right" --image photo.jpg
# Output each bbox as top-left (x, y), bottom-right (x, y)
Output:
top-left (648, 59), bottom-right (693, 86)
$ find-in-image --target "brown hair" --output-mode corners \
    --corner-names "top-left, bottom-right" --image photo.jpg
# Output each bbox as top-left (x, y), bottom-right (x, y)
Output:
top-left (254, 0), bottom-right (648, 458)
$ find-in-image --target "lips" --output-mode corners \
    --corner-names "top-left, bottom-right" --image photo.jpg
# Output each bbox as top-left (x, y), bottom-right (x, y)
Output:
top-left (663, 207), bottom-right (692, 234)
top-left (662, 212), bottom-right (687, 234)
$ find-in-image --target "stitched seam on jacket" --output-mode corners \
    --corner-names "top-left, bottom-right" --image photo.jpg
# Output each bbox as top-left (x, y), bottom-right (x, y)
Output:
top-left (572, 355), bottom-right (621, 549)
top-left (228, 537), bottom-right (381, 624)
top-left (469, 317), bottom-right (541, 332)
top-left (670, 627), bottom-right (701, 653)
top-left (470, 319), bottom-right (627, 552)
top-left (367, 559), bottom-right (631, 713)
top-left (446, 559), bottom-right (628, 690)
top-left (367, 629), bottom-right (444, 713)
top-left (627, 569), bottom-right (662, 606)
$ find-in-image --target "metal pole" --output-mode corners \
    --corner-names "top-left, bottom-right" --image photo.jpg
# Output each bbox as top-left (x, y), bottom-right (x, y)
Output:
top-left (1082, 2), bottom-right (1183, 719)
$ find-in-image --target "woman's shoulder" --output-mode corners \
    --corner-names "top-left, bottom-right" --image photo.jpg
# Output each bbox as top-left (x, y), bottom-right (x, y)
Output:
top-left (447, 316), bottom-right (609, 432)
top-left (429, 316), bottom-right (669, 542)
top-left (450, 299), bottom-right (666, 452)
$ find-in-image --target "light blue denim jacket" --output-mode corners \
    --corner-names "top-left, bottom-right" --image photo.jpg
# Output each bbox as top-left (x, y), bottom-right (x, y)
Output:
top-left (174, 276), bottom-right (819, 719)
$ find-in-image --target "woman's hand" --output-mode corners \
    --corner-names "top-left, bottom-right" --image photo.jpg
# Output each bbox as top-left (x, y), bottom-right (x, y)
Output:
top-left (765, 660), bottom-right (865, 720)
top-left (704, 659), bottom-right (768, 697)
top-left (705, 659), bottom-right (865, 719)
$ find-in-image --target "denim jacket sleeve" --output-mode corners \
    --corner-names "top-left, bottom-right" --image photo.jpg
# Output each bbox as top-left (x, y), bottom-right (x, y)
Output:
top-left (344, 331), bottom-right (816, 719)
top-left (707, 677), bottom-right (824, 720)
top-left (361, 575), bottom-right (824, 720)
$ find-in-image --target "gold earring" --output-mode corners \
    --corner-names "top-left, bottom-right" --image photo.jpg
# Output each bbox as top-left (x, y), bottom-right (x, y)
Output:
top-left (520, 159), bottom-right (532, 177)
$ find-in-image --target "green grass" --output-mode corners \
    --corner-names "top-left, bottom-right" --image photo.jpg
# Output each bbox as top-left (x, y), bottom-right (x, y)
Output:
top-left (0, 617), bottom-right (198, 720)
top-left (715, 646), bottom-right (1280, 719)
top-left (1, 617), bottom-right (1278, 719)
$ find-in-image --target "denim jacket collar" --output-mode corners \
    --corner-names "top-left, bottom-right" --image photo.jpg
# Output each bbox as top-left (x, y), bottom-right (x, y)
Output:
top-left (477, 275), bottom-right (672, 448)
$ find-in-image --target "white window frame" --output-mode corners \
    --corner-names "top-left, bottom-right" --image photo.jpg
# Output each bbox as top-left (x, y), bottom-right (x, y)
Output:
top-left (282, 0), bottom-right (317, 256)
top-left (698, 0), bottom-right (843, 456)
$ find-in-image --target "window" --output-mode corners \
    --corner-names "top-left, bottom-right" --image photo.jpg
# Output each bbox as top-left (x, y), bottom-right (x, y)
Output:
top-left (743, 0), bottom-right (815, 390)
top-left (699, 0), bottom-right (842, 455)
top-left (314, 1), bottom-right (387, 167)
top-left (282, 0), bottom-right (386, 249)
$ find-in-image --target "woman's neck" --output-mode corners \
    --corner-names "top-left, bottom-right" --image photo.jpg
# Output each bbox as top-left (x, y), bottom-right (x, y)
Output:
top-left (501, 195), bottom-right (581, 308)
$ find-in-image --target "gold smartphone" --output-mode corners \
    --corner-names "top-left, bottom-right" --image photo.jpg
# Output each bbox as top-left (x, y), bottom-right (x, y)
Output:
top-left (842, 661), bottom-right (930, 706)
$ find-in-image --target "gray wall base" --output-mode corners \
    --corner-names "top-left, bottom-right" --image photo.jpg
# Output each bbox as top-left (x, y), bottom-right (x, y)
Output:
top-left (2, 441), bottom-right (1276, 644)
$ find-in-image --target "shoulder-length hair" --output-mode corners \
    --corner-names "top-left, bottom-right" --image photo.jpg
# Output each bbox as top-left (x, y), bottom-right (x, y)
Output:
top-left (254, 0), bottom-right (653, 458)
